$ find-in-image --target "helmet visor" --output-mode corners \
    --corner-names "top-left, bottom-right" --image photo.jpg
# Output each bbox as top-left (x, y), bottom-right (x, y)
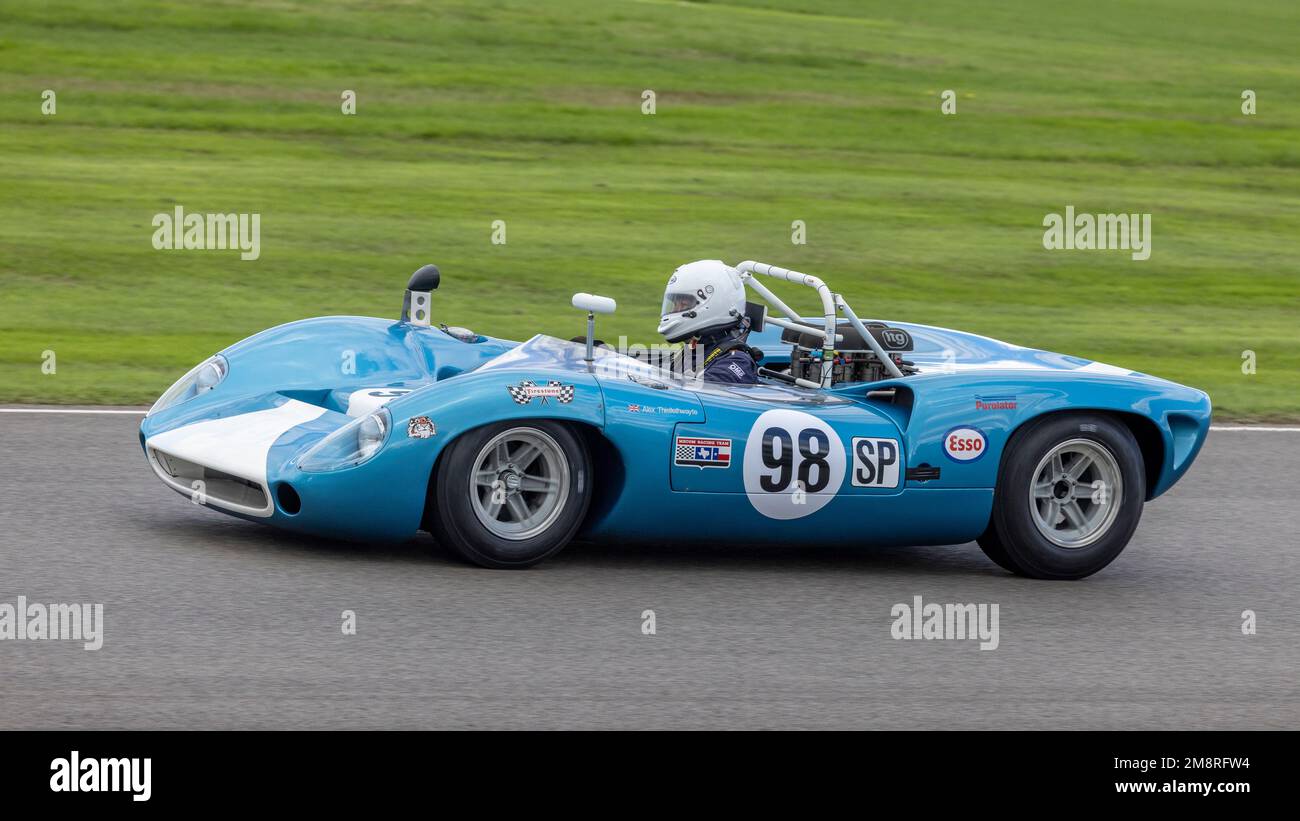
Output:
top-left (661, 291), bottom-right (700, 315)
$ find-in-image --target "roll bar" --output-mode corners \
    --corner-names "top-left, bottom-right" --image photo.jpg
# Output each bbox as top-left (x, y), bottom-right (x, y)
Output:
top-left (734, 260), bottom-right (905, 385)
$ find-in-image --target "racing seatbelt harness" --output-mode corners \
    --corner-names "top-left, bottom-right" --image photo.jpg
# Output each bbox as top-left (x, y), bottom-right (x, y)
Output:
top-left (701, 339), bottom-right (745, 368)
top-left (697, 339), bottom-right (763, 373)
top-left (675, 319), bottom-right (759, 377)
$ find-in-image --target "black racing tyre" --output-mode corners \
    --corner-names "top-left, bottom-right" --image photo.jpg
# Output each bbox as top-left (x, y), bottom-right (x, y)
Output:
top-left (428, 421), bottom-right (592, 568)
top-left (978, 413), bottom-right (1145, 580)
top-left (974, 521), bottom-right (1020, 575)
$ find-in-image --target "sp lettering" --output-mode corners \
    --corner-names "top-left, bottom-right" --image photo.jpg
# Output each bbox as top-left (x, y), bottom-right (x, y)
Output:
top-left (851, 437), bottom-right (900, 487)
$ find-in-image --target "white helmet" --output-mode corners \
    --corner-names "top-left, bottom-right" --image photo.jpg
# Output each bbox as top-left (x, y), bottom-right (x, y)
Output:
top-left (656, 260), bottom-right (747, 343)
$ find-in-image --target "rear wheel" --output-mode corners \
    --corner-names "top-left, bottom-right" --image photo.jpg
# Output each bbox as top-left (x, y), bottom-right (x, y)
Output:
top-left (428, 421), bottom-right (591, 568)
top-left (978, 413), bottom-right (1144, 579)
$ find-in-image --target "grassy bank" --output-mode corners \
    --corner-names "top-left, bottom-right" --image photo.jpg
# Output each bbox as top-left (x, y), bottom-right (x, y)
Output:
top-left (0, 0), bottom-right (1296, 418)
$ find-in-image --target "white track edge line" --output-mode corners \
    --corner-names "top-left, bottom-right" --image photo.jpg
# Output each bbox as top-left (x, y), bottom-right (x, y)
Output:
top-left (1208, 426), bottom-right (1300, 432)
top-left (0, 408), bottom-right (147, 414)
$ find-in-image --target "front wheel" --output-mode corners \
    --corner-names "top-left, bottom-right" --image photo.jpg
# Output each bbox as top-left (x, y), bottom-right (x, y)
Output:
top-left (978, 413), bottom-right (1145, 579)
top-left (428, 421), bottom-right (592, 568)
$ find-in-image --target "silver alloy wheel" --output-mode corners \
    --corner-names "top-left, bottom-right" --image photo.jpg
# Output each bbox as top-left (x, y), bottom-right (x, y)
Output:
top-left (469, 427), bottom-right (570, 541)
top-left (1028, 438), bottom-right (1123, 549)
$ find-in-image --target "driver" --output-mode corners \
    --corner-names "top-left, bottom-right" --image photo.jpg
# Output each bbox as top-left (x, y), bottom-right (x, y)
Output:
top-left (657, 260), bottom-right (761, 384)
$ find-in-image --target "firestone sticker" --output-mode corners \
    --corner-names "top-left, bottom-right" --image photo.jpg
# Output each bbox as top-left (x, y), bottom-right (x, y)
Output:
top-left (506, 380), bottom-right (575, 405)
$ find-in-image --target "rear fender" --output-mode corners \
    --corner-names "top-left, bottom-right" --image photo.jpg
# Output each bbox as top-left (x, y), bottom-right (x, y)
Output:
top-left (868, 371), bottom-right (1211, 498)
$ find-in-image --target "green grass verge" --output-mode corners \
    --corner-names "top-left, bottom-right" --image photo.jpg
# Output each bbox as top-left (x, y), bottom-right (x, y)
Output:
top-left (1, 0), bottom-right (1297, 419)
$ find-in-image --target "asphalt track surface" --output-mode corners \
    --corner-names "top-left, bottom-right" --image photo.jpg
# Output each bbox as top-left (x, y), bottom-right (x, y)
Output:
top-left (2, 410), bottom-right (1297, 729)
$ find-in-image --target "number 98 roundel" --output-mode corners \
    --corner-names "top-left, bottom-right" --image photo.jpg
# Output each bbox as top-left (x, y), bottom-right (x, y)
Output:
top-left (742, 409), bottom-right (846, 520)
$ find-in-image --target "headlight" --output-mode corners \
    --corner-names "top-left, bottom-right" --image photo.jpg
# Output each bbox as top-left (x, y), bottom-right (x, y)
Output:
top-left (298, 408), bottom-right (391, 472)
top-left (147, 355), bottom-right (229, 417)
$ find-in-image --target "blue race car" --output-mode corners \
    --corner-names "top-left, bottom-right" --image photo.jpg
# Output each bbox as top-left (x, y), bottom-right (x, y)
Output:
top-left (140, 261), bottom-right (1210, 579)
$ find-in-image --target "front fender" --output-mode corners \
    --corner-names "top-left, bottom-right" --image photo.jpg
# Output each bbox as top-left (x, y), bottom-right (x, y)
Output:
top-left (266, 365), bottom-right (607, 542)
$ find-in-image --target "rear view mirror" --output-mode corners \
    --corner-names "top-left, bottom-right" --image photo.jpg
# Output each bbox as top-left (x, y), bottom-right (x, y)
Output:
top-left (402, 264), bottom-right (442, 326)
top-left (572, 293), bottom-right (616, 363)
top-left (572, 293), bottom-right (617, 315)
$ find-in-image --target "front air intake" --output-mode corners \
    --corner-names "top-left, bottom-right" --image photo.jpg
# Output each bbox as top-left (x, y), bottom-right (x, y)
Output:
top-left (147, 447), bottom-right (271, 516)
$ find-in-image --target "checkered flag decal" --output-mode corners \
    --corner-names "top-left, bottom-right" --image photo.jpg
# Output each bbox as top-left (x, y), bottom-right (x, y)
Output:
top-left (507, 380), bottom-right (537, 405)
top-left (506, 380), bottom-right (575, 405)
top-left (676, 441), bottom-right (695, 461)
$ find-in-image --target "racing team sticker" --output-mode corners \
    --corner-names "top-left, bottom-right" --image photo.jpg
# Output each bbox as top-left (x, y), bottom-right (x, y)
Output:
top-left (675, 436), bottom-right (731, 469)
top-left (942, 425), bottom-right (987, 462)
top-left (743, 409), bottom-right (845, 520)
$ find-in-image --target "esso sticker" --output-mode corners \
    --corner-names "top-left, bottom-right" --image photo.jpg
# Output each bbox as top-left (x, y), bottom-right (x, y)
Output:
top-left (942, 426), bottom-right (986, 462)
